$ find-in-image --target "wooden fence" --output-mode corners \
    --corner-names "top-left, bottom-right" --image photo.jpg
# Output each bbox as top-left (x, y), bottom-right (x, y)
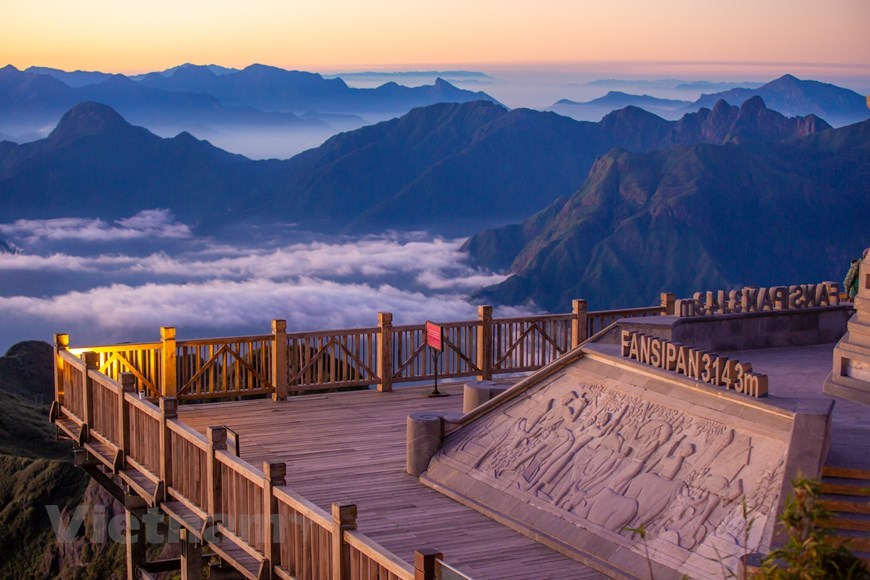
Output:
top-left (51, 356), bottom-right (463, 579)
top-left (58, 295), bottom-right (672, 401)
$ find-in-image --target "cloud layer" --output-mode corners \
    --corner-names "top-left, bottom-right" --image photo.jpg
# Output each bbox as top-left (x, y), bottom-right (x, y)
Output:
top-left (0, 220), bottom-right (527, 348)
top-left (0, 209), bottom-right (192, 243)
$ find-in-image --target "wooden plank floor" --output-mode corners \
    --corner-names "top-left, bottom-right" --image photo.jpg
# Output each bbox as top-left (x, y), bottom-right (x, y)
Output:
top-left (179, 383), bottom-right (604, 580)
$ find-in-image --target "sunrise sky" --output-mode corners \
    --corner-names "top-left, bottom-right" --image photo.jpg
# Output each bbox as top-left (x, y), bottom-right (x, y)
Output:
top-left (3, 0), bottom-right (869, 75)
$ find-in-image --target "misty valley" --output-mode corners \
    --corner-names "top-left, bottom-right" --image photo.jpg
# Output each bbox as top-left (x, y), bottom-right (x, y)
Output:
top-left (0, 215), bottom-right (527, 352)
top-left (1, 63), bottom-right (868, 355)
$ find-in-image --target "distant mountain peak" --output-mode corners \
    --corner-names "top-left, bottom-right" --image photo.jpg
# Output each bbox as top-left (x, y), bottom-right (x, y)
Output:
top-left (739, 95), bottom-right (767, 114)
top-left (47, 101), bottom-right (133, 144)
top-left (600, 105), bottom-right (664, 123)
top-left (0, 64), bottom-right (22, 77)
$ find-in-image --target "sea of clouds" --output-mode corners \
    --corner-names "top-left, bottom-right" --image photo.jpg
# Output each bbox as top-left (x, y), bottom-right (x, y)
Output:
top-left (0, 210), bottom-right (531, 351)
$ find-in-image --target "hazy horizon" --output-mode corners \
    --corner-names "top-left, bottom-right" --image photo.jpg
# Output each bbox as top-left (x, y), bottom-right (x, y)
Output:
top-left (4, 0), bottom-right (868, 73)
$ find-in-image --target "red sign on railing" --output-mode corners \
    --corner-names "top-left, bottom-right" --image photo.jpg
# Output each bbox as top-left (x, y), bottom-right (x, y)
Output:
top-left (426, 321), bottom-right (443, 351)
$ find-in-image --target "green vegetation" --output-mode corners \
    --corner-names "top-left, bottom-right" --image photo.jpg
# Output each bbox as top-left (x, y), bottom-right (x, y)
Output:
top-left (0, 341), bottom-right (125, 579)
top-left (757, 477), bottom-right (869, 579)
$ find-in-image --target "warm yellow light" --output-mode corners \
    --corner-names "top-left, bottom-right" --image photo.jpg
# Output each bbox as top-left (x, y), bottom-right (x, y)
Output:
top-left (1, 0), bottom-right (868, 73)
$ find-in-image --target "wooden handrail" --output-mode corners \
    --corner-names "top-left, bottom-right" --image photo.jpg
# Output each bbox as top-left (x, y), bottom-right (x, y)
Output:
top-left (492, 313), bottom-right (574, 323)
top-left (123, 391), bottom-right (163, 421)
top-left (345, 529), bottom-right (415, 578)
top-left (272, 485), bottom-right (333, 530)
top-left (286, 326), bottom-right (380, 339)
top-left (588, 305), bottom-right (665, 317)
top-left (175, 334), bottom-right (273, 347)
top-left (57, 342), bottom-right (485, 579)
top-left (166, 419), bottom-right (210, 452)
top-left (59, 297), bottom-right (665, 401)
top-left (68, 341), bottom-right (162, 353)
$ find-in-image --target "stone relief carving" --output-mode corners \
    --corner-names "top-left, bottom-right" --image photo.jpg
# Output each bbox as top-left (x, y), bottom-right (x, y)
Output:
top-left (442, 381), bottom-right (786, 572)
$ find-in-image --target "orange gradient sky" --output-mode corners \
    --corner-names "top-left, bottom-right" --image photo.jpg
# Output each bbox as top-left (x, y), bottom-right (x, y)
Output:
top-left (3, 0), bottom-right (869, 74)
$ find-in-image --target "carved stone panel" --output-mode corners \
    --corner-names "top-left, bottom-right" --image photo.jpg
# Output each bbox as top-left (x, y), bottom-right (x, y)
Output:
top-left (430, 360), bottom-right (790, 578)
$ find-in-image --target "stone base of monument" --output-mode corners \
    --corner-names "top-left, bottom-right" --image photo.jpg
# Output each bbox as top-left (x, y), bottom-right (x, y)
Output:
top-left (463, 380), bottom-right (511, 413)
top-left (825, 258), bottom-right (870, 405)
top-left (597, 305), bottom-right (852, 353)
top-left (420, 346), bottom-right (833, 579)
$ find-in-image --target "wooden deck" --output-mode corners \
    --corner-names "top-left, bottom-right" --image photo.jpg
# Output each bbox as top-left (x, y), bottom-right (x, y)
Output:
top-left (723, 343), bottom-right (870, 470)
top-left (178, 382), bottom-right (605, 580)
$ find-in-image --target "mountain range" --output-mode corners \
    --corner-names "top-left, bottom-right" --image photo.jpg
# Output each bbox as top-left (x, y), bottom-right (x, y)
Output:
top-left (550, 92), bottom-right (691, 121)
top-left (0, 97), bottom-right (829, 234)
top-left (466, 115), bottom-right (870, 310)
top-left (552, 74), bottom-right (869, 126)
top-left (0, 64), bottom-right (497, 157)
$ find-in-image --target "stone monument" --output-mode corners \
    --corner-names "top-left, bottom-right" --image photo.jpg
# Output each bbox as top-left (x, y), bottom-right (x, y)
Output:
top-left (826, 251), bottom-right (870, 404)
top-left (419, 345), bottom-right (831, 579)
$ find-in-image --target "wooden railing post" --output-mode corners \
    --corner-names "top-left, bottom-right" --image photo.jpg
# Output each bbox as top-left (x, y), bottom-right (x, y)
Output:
top-left (206, 426), bottom-right (227, 518)
top-left (571, 299), bottom-right (588, 348)
top-left (125, 507), bottom-right (147, 580)
top-left (82, 351), bottom-right (97, 430)
top-left (660, 292), bottom-right (676, 315)
top-left (272, 319), bottom-right (288, 401)
top-left (414, 549), bottom-right (442, 580)
top-left (179, 528), bottom-right (203, 580)
top-left (159, 397), bottom-right (177, 500)
top-left (476, 305), bottom-right (493, 380)
top-left (263, 461), bottom-right (286, 571)
top-left (53, 333), bottom-right (69, 405)
top-left (117, 373), bottom-right (135, 471)
top-left (377, 312), bottom-right (393, 392)
top-left (331, 503), bottom-right (357, 580)
top-left (160, 326), bottom-right (177, 397)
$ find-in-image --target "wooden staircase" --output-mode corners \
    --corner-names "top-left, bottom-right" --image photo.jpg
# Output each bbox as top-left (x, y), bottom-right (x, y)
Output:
top-left (820, 466), bottom-right (870, 566)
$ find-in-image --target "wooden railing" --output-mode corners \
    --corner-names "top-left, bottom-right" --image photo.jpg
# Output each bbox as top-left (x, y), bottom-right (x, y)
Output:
top-left (273, 485), bottom-right (335, 579)
top-left (67, 341), bottom-right (163, 397)
top-left (51, 353), bottom-right (464, 579)
top-left (491, 313), bottom-right (573, 374)
top-left (346, 530), bottom-right (415, 580)
top-left (285, 326), bottom-right (380, 392)
top-left (57, 294), bottom-right (672, 401)
top-left (175, 334), bottom-right (274, 400)
top-left (391, 320), bottom-right (480, 384)
top-left (586, 305), bottom-right (667, 337)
